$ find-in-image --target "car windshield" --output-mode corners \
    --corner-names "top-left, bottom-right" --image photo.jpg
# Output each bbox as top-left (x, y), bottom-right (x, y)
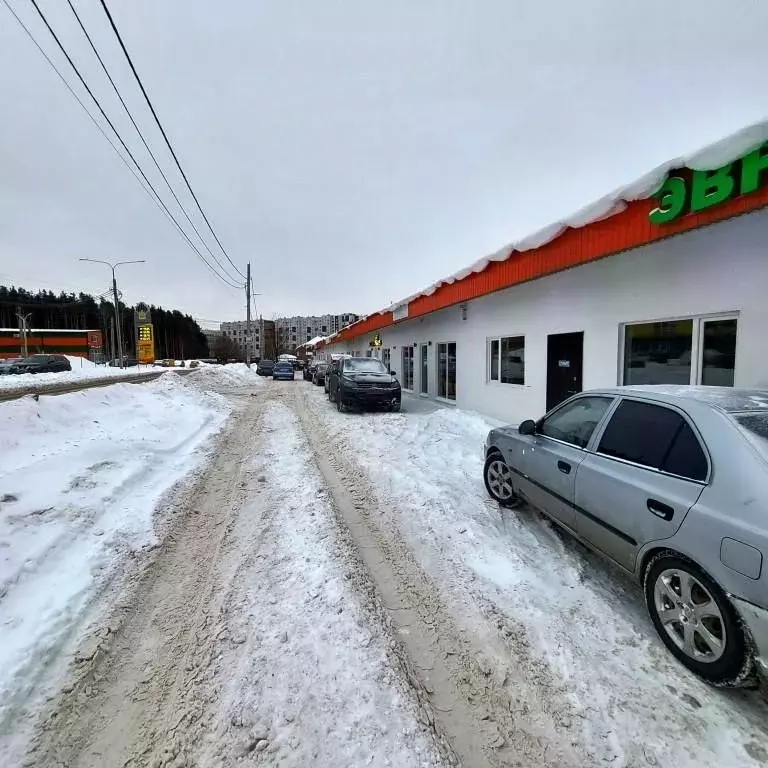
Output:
top-left (344, 359), bottom-right (387, 373)
top-left (734, 412), bottom-right (768, 459)
top-left (275, 363), bottom-right (292, 369)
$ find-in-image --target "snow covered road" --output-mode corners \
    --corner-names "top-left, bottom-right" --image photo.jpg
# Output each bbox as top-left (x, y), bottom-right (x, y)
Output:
top-left (299, 383), bottom-right (768, 768)
top-left (5, 373), bottom-right (768, 767)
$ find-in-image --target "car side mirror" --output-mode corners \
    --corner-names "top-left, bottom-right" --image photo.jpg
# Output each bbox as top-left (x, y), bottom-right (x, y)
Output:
top-left (518, 419), bottom-right (536, 435)
top-left (390, 370), bottom-right (397, 377)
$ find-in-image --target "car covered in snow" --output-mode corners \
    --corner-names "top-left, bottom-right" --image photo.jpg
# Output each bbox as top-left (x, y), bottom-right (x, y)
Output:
top-left (272, 361), bottom-right (295, 381)
top-left (483, 385), bottom-right (768, 687)
top-left (328, 357), bottom-right (401, 412)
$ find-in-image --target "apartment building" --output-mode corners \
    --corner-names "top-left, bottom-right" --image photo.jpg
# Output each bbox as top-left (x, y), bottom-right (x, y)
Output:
top-left (275, 313), bottom-right (359, 353)
top-left (219, 319), bottom-right (276, 360)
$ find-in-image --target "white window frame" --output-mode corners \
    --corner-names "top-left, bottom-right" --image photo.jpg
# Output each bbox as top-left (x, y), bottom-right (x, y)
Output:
top-left (435, 341), bottom-right (457, 404)
top-left (401, 346), bottom-right (415, 391)
top-left (419, 343), bottom-right (430, 397)
top-left (619, 311), bottom-right (739, 386)
top-left (486, 334), bottom-right (525, 387)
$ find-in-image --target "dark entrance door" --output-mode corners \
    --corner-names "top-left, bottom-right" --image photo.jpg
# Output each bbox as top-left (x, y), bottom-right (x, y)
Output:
top-left (546, 331), bottom-right (584, 411)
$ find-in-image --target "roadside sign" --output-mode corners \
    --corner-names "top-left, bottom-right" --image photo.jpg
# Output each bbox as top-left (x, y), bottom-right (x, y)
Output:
top-left (87, 330), bottom-right (103, 349)
top-left (136, 324), bottom-right (155, 363)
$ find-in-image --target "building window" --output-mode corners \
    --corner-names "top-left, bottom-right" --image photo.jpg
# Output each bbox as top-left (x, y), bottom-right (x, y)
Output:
top-left (322, 326), bottom-right (327, 332)
top-left (437, 342), bottom-right (456, 400)
top-left (622, 315), bottom-right (737, 387)
top-left (401, 346), bottom-right (414, 390)
top-left (420, 344), bottom-right (428, 394)
top-left (488, 336), bottom-right (524, 384)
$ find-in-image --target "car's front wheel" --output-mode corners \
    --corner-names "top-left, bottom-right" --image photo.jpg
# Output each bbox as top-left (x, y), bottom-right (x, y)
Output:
top-left (644, 553), bottom-right (752, 686)
top-left (337, 388), bottom-right (347, 412)
top-left (483, 453), bottom-right (520, 507)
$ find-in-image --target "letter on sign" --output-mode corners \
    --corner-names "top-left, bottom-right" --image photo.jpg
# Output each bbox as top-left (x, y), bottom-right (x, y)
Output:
top-left (741, 143), bottom-right (768, 195)
top-left (649, 176), bottom-right (687, 225)
top-left (690, 165), bottom-right (735, 213)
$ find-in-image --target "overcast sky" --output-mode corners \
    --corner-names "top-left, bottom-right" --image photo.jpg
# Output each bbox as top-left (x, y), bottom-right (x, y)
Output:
top-left (1, 1), bottom-right (767, 327)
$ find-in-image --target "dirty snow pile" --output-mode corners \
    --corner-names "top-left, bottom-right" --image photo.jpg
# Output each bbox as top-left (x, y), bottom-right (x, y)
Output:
top-left (304, 390), bottom-right (768, 768)
top-left (0, 375), bottom-right (230, 749)
top-left (192, 362), bottom-right (266, 388)
top-left (0, 355), bottom-right (157, 391)
top-left (203, 403), bottom-right (443, 767)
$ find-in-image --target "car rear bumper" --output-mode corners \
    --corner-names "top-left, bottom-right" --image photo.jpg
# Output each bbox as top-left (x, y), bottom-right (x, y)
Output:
top-left (732, 596), bottom-right (768, 678)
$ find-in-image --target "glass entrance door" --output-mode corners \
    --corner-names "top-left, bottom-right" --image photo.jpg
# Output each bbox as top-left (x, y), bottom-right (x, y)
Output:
top-left (420, 344), bottom-right (429, 394)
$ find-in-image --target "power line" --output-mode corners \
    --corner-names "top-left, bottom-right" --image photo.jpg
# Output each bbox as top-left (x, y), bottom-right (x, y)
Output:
top-left (0, 0), bottom-right (165, 224)
top-left (8, 0), bottom-right (243, 289)
top-left (24, 0), bottom-right (242, 289)
top-left (98, 0), bottom-right (246, 282)
top-left (63, 0), bottom-right (243, 287)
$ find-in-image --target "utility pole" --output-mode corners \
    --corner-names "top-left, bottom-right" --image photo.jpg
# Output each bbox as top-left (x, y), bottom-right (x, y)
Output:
top-left (80, 259), bottom-right (144, 368)
top-left (245, 261), bottom-right (252, 367)
top-left (16, 310), bottom-right (31, 357)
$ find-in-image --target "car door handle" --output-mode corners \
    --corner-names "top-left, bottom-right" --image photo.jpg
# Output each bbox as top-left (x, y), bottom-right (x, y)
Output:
top-left (557, 460), bottom-right (571, 475)
top-left (647, 498), bottom-right (674, 521)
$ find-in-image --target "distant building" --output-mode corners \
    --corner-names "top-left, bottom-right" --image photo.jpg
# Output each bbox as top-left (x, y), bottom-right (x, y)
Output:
top-left (275, 313), bottom-right (359, 354)
top-left (219, 319), bottom-right (276, 360)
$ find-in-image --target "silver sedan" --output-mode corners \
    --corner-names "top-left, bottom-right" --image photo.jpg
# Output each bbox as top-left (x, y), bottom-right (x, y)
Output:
top-left (484, 385), bottom-right (768, 686)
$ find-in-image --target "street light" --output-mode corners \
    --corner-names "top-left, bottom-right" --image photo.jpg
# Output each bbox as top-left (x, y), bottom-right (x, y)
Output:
top-left (79, 258), bottom-right (145, 368)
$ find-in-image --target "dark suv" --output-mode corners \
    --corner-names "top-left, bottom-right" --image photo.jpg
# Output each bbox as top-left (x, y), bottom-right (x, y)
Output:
top-left (328, 357), bottom-right (401, 412)
top-left (16, 354), bottom-right (72, 374)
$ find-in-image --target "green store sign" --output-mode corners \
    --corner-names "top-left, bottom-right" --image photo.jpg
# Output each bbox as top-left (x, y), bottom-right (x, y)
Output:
top-left (650, 140), bottom-right (768, 225)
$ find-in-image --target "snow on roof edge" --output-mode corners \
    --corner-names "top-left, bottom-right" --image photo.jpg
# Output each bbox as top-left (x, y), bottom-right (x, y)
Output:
top-left (379, 118), bottom-right (768, 312)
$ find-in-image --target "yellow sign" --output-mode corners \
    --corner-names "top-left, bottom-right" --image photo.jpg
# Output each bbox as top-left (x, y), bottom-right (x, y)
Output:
top-left (137, 324), bottom-right (155, 363)
top-left (370, 332), bottom-right (383, 348)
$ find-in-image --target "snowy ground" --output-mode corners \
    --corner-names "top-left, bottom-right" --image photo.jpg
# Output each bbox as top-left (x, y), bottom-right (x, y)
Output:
top-left (301, 384), bottom-right (768, 768)
top-left (0, 374), bottom-right (230, 761)
top-left (202, 402), bottom-right (443, 767)
top-left (6, 369), bottom-right (767, 767)
top-left (0, 355), bottom-right (157, 391)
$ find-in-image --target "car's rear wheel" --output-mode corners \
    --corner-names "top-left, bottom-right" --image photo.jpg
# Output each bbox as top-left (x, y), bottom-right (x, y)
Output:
top-left (644, 553), bottom-right (753, 686)
top-left (483, 453), bottom-right (520, 507)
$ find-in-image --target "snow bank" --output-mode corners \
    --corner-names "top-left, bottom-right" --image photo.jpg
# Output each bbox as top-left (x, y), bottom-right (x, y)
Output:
top-left (0, 376), bottom-right (231, 749)
top-left (205, 403), bottom-right (442, 767)
top-left (192, 362), bottom-right (265, 387)
top-left (305, 389), bottom-right (768, 768)
top-left (0, 357), bottom-right (156, 391)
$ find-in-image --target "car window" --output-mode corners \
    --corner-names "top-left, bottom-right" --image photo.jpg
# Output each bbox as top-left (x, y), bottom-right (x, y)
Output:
top-left (539, 396), bottom-right (613, 448)
top-left (597, 400), bottom-right (705, 479)
top-left (662, 421), bottom-right (708, 481)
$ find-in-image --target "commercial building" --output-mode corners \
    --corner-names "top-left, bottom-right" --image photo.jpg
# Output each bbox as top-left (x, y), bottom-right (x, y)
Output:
top-left (276, 313), bottom-right (359, 354)
top-left (0, 328), bottom-right (104, 360)
top-left (320, 123), bottom-right (768, 424)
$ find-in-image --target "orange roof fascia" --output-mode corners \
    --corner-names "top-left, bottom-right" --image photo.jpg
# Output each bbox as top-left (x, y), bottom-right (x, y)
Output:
top-left (408, 182), bottom-right (768, 319)
top-left (328, 175), bottom-right (768, 346)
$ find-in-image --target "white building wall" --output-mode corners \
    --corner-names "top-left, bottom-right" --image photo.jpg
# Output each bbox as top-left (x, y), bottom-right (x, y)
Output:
top-left (326, 209), bottom-right (768, 424)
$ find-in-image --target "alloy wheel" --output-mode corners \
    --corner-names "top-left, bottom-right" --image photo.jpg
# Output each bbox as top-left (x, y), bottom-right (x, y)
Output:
top-left (653, 568), bottom-right (726, 663)
top-left (486, 459), bottom-right (515, 501)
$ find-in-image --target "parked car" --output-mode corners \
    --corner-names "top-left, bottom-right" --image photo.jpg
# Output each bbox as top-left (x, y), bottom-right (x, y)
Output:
top-left (312, 362), bottom-right (328, 387)
top-left (257, 359), bottom-right (275, 376)
top-left (328, 356), bottom-right (401, 412)
top-left (0, 357), bottom-right (23, 375)
top-left (272, 361), bottom-right (295, 381)
top-left (483, 385), bottom-right (768, 686)
top-left (108, 356), bottom-right (139, 367)
top-left (15, 354), bottom-right (72, 374)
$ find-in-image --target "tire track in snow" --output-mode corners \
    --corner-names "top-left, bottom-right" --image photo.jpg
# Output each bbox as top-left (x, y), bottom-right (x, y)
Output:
top-left (292, 387), bottom-right (577, 768)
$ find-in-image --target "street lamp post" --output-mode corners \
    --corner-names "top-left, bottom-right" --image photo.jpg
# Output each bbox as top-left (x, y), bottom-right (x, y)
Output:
top-left (80, 259), bottom-right (145, 368)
